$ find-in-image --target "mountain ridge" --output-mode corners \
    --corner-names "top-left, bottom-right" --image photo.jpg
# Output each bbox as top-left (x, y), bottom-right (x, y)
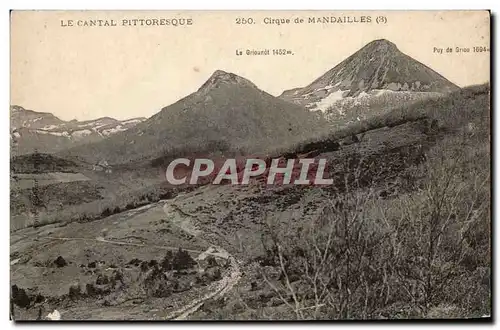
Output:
top-left (10, 105), bottom-right (147, 155)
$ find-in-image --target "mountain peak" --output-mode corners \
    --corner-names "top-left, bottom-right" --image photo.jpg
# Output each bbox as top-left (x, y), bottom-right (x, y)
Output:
top-left (357, 39), bottom-right (400, 58)
top-left (198, 70), bottom-right (256, 93)
top-left (366, 39), bottom-right (398, 50)
top-left (279, 38), bottom-right (460, 114)
top-left (211, 69), bottom-right (232, 78)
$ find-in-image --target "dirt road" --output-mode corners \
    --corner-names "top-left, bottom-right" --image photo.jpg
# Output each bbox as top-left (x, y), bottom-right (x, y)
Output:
top-left (162, 200), bottom-right (242, 320)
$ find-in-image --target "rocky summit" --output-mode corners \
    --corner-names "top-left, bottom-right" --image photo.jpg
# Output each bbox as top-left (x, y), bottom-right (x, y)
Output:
top-left (280, 39), bottom-right (460, 120)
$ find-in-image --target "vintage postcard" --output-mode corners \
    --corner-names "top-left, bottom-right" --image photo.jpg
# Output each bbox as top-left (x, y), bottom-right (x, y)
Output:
top-left (10, 10), bottom-right (491, 321)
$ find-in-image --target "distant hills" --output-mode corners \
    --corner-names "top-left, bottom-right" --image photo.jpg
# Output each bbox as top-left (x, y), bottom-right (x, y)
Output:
top-left (10, 105), bottom-right (146, 155)
top-left (280, 39), bottom-right (460, 123)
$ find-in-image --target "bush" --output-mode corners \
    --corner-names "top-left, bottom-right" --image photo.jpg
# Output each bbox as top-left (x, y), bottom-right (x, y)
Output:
top-left (11, 285), bottom-right (30, 309)
top-left (53, 256), bottom-right (67, 268)
top-left (161, 251), bottom-right (174, 271)
top-left (172, 248), bottom-right (197, 271)
top-left (68, 283), bottom-right (81, 299)
top-left (101, 208), bottom-right (112, 217)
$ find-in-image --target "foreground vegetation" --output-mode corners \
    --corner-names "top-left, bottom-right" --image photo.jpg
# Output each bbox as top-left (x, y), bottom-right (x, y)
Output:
top-left (259, 137), bottom-right (490, 319)
top-left (255, 84), bottom-right (490, 319)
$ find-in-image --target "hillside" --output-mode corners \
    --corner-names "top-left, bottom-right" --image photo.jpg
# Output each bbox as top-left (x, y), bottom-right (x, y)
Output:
top-left (10, 106), bottom-right (146, 155)
top-left (11, 153), bottom-right (80, 174)
top-left (62, 70), bottom-right (328, 164)
top-left (10, 105), bottom-right (65, 129)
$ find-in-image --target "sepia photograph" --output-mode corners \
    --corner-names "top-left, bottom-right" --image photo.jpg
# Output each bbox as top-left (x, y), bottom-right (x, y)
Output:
top-left (9, 10), bottom-right (491, 321)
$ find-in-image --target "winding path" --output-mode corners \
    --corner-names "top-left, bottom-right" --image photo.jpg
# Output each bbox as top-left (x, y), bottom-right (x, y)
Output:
top-left (161, 201), bottom-right (242, 320)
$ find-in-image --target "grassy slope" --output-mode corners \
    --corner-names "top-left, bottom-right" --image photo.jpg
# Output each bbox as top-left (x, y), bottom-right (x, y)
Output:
top-left (61, 82), bottom-right (328, 165)
top-left (188, 84), bottom-right (491, 319)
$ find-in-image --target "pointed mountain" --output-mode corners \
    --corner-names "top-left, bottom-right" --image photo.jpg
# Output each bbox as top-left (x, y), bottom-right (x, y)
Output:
top-left (280, 39), bottom-right (460, 119)
top-left (62, 70), bottom-right (327, 164)
top-left (197, 70), bottom-right (258, 93)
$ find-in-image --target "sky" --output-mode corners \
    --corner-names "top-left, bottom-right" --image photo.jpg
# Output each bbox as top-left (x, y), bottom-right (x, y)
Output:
top-left (11, 10), bottom-right (490, 121)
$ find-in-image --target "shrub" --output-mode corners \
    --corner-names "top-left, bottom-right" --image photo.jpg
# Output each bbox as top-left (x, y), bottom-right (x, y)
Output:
top-left (172, 248), bottom-right (197, 271)
top-left (160, 251), bottom-right (174, 271)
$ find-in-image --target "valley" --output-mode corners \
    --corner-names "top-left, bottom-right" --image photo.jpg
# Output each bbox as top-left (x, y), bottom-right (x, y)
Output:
top-left (9, 37), bottom-right (491, 320)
